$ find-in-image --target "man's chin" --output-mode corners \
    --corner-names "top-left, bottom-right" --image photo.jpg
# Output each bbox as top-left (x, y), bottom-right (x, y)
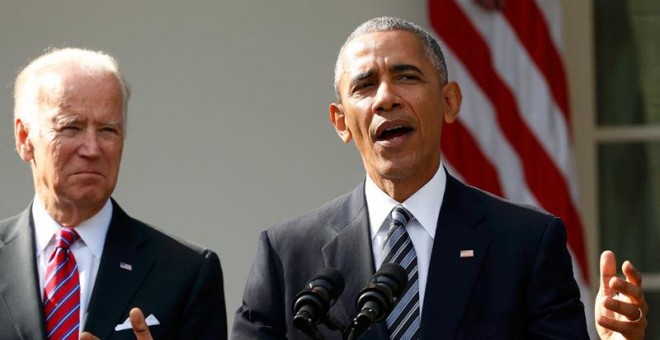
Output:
top-left (70, 173), bottom-right (107, 185)
top-left (64, 189), bottom-right (112, 208)
top-left (374, 158), bottom-right (416, 177)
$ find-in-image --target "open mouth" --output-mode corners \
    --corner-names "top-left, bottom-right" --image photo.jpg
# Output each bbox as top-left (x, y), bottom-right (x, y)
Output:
top-left (377, 125), bottom-right (413, 141)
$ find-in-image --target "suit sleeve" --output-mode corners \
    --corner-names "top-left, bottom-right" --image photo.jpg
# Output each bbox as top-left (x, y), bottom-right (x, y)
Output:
top-left (232, 231), bottom-right (287, 339)
top-left (525, 217), bottom-right (589, 338)
top-left (179, 249), bottom-right (228, 339)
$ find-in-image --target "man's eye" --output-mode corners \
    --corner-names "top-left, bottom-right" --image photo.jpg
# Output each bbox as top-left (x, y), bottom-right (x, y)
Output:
top-left (399, 74), bottom-right (419, 81)
top-left (100, 127), bottom-right (120, 135)
top-left (355, 82), bottom-right (374, 91)
top-left (61, 126), bottom-right (80, 132)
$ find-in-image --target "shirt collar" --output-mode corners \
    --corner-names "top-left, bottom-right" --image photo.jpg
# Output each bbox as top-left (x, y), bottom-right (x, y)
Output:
top-left (366, 163), bottom-right (447, 240)
top-left (33, 197), bottom-right (112, 259)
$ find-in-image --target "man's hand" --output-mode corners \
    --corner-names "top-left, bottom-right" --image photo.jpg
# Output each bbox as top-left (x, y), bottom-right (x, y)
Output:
top-left (595, 250), bottom-right (648, 340)
top-left (80, 307), bottom-right (154, 340)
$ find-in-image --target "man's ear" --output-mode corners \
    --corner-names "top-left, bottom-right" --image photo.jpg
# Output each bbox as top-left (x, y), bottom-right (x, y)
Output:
top-left (15, 118), bottom-right (34, 161)
top-left (329, 103), bottom-right (352, 143)
top-left (442, 81), bottom-right (462, 124)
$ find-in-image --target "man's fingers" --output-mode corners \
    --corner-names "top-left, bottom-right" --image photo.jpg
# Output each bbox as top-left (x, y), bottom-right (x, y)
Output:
top-left (600, 250), bottom-right (617, 296)
top-left (596, 253), bottom-right (648, 340)
top-left (605, 297), bottom-right (643, 321)
top-left (597, 315), bottom-right (626, 333)
top-left (600, 250), bottom-right (617, 285)
top-left (622, 260), bottom-right (642, 287)
top-left (595, 294), bottom-right (615, 319)
top-left (609, 263), bottom-right (648, 316)
top-left (80, 332), bottom-right (100, 340)
top-left (129, 307), bottom-right (153, 340)
top-left (597, 315), bottom-right (645, 339)
top-left (608, 276), bottom-right (642, 302)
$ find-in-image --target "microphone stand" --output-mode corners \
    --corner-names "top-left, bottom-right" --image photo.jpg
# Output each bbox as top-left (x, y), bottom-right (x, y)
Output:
top-left (295, 309), bottom-right (379, 340)
top-left (295, 313), bottom-right (348, 340)
top-left (293, 314), bottom-right (325, 340)
top-left (344, 308), bottom-right (378, 340)
top-left (344, 319), bottom-right (366, 340)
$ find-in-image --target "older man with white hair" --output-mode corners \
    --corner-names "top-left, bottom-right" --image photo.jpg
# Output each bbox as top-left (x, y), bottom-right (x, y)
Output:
top-left (0, 47), bottom-right (227, 340)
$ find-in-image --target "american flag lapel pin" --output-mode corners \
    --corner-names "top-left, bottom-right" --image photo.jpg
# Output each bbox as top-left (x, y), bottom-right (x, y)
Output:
top-left (120, 262), bottom-right (133, 271)
top-left (460, 250), bottom-right (474, 258)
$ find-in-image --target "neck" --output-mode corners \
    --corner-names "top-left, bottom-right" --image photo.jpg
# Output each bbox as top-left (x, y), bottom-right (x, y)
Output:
top-left (367, 164), bottom-right (441, 203)
top-left (369, 174), bottom-right (431, 203)
top-left (38, 195), bottom-right (104, 227)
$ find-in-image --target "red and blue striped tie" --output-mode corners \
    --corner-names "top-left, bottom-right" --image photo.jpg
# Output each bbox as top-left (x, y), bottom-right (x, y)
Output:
top-left (43, 228), bottom-right (81, 340)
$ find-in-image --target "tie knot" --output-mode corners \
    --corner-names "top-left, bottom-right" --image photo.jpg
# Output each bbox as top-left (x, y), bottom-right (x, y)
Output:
top-left (54, 228), bottom-right (79, 249)
top-left (391, 205), bottom-right (412, 226)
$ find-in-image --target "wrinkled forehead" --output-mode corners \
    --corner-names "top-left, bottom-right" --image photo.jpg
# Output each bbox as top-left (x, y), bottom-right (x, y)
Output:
top-left (32, 69), bottom-right (124, 124)
top-left (37, 66), bottom-right (120, 100)
top-left (338, 31), bottom-right (429, 81)
top-left (35, 72), bottom-right (66, 105)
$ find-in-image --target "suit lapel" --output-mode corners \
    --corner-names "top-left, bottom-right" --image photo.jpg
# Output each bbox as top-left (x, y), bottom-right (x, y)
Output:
top-left (421, 173), bottom-right (492, 338)
top-left (321, 183), bottom-right (388, 339)
top-left (0, 207), bottom-right (47, 340)
top-left (83, 200), bottom-right (154, 339)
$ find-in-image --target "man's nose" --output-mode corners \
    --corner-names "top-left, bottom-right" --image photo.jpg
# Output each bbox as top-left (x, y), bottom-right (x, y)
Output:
top-left (372, 81), bottom-right (401, 113)
top-left (78, 130), bottom-right (102, 158)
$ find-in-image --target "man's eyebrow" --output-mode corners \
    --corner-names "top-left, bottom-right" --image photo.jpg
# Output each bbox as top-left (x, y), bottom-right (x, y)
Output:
top-left (53, 115), bottom-right (81, 126)
top-left (105, 120), bottom-right (123, 127)
top-left (347, 64), bottom-right (424, 88)
top-left (392, 64), bottom-right (423, 74)
top-left (349, 70), bottom-right (374, 87)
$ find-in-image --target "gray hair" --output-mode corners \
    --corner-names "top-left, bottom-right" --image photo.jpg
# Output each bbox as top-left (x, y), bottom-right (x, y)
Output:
top-left (13, 47), bottom-right (131, 129)
top-left (333, 16), bottom-right (448, 101)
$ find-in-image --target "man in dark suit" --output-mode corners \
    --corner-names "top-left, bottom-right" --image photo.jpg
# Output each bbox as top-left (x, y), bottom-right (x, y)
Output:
top-left (232, 17), bottom-right (647, 339)
top-left (0, 47), bottom-right (227, 339)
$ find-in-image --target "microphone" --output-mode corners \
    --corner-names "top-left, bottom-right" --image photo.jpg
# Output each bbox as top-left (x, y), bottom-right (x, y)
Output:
top-left (347, 263), bottom-right (408, 340)
top-left (292, 268), bottom-right (345, 339)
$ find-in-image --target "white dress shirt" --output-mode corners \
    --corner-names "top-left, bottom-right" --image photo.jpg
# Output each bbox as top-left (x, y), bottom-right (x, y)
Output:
top-left (34, 197), bottom-right (111, 329)
top-left (366, 163), bottom-right (446, 317)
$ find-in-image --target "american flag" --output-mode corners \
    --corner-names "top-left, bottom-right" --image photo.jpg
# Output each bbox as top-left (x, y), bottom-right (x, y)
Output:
top-left (429, 0), bottom-right (595, 336)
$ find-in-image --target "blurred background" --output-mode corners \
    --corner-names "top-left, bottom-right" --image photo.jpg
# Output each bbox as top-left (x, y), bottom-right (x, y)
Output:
top-left (0, 1), bottom-right (657, 337)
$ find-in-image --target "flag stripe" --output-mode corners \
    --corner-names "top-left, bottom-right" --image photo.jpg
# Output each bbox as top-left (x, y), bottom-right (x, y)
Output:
top-left (454, 0), bottom-right (575, 195)
top-left (533, 0), bottom-right (564, 54)
top-left (441, 121), bottom-right (503, 197)
top-left (429, 0), bottom-right (588, 281)
top-left (449, 0), bottom-right (585, 259)
top-left (501, 0), bottom-right (570, 122)
top-left (431, 2), bottom-right (593, 330)
top-left (442, 47), bottom-right (539, 204)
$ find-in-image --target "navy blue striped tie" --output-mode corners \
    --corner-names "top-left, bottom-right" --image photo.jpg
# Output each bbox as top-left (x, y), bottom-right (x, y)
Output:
top-left (381, 205), bottom-right (420, 340)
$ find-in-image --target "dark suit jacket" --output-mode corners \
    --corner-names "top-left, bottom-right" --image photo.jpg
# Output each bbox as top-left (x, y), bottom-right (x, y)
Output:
top-left (233, 173), bottom-right (588, 339)
top-left (0, 199), bottom-right (227, 340)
